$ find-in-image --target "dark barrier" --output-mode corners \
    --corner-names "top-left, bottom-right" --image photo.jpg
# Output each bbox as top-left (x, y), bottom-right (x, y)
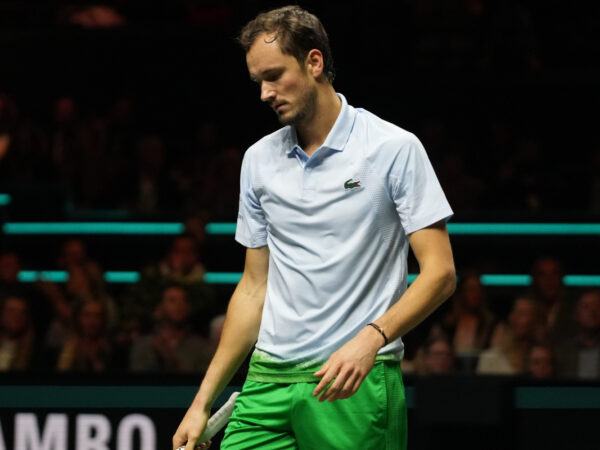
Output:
top-left (1, 373), bottom-right (599, 449)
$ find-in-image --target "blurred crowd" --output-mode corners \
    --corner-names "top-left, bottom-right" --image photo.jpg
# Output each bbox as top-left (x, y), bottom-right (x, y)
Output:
top-left (403, 257), bottom-right (600, 380)
top-left (0, 1), bottom-right (599, 378)
top-left (1, 236), bottom-right (599, 380)
top-left (1, 91), bottom-right (598, 218)
top-left (0, 93), bottom-right (243, 220)
top-left (0, 235), bottom-right (225, 373)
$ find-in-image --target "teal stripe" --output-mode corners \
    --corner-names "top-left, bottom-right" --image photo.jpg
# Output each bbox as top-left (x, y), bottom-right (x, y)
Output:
top-left (15, 271), bottom-right (600, 287)
top-left (4, 221), bottom-right (599, 236)
top-left (448, 223), bottom-right (600, 235)
top-left (3, 222), bottom-right (184, 235)
top-left (480, 274), bottom-right (532, 286)
top-left (0, 386), bottom-right (239, 409)
top-left (515, 387), bottom-right (600, 409)
top-left (204, 272), bottom-right (243, 284)
top-left (0, 193), bottom-right (11, 206)
top-left (104, 271), bottom-right (140, 283)
top-left (564, 275), bottom-right (600, 287)
top-left (18, 271), bottom-right (69, 283)
top-left (204, 222), bottom-right (600, 236)
top-left (205, 222), bottom-right (238, 235)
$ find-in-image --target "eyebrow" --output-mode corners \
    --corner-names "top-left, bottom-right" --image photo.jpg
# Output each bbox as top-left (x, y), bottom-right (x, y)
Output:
top-left (249, 66), bottom-right (284, 82)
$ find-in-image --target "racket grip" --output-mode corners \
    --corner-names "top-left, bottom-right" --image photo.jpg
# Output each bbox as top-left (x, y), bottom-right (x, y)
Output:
top-left (177, 391), bottom-right (239, 450)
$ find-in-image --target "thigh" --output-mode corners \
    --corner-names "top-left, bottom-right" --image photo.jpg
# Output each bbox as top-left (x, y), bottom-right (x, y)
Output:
top-left (221, 381), bottom-right (298, 450)
top-left (291, 361), bottom-right (407, 450)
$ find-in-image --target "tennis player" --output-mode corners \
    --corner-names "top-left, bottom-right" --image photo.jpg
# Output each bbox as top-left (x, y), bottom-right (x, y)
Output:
top-left (173, 5), bottom-right (456, 450)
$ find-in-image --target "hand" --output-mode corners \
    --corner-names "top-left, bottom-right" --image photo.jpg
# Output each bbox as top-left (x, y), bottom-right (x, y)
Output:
top-left (172, 406), bottom-right (212, 450)
top-left (312, 326), bottom-right (384, 402)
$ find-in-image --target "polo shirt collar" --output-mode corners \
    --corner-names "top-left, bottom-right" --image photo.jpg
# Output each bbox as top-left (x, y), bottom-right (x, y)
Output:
top-left (285, 93), bottom-right (356, 155)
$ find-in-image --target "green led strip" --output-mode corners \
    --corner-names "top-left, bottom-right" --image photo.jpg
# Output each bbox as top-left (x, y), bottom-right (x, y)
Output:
top-left (205, 222), bottom-right (237, 235)
top-left (205, 222), bottom-right (600, 236)
top-left (479, 274), bottom-right (532, 286)
top-left (0, 193), bottom-right (11, 206)
top-left (3, 222), bottom-right (184, 235)
top-left (104, 271), bottom-right (141, 283)
top-left (3, 222), bottom-right (600, 236)
top-left (448, 223), bottom-right (600, 235)
top-left (15, 271), bottom-right (600, 287)
top-left (18, 271), bottom-right (69, 283)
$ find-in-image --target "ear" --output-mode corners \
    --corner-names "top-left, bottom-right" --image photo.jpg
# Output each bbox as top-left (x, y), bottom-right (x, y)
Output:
top-left (305, 49), bottom-right (324, 79)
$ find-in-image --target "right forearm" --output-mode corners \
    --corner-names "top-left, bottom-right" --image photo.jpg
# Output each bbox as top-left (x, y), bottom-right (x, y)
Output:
top-left (191, 274), bottom-right (266, 411)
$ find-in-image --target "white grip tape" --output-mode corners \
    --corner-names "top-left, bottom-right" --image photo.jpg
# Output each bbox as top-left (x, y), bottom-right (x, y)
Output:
top-left (177, 391), bottom-right (240, 449)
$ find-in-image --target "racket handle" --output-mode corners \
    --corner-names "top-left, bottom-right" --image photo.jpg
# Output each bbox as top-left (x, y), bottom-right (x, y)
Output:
top-left (177, 391), bottom-right (239, 450)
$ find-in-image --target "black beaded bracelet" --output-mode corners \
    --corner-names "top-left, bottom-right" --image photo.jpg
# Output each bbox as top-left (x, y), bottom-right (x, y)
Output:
top-left (367, 322), bottom-right (389, 346)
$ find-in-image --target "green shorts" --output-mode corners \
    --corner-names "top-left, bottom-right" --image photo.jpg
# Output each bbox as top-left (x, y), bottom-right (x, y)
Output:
top-left (221, 360), bottom-right (407, 450)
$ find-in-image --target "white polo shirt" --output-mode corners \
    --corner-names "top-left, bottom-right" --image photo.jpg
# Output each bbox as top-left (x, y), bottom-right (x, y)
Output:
top-left (236, 94), bottom-right (453, 365)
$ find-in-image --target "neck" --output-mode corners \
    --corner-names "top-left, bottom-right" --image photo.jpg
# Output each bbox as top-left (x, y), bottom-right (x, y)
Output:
top-left (296, 85), bottom-right (341, 156)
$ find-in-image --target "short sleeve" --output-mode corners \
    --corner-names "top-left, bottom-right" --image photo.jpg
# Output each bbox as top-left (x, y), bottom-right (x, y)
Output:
top-left (391, 136), bottom-right (453, 234)
top-left (235, 151), bottom-right (268, 248)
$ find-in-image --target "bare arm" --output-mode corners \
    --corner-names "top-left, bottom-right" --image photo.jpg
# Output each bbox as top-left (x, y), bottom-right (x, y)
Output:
top-left (172, 246), bottom-right (269, 450)
top-left (313, 220), bottom-right (455, 401)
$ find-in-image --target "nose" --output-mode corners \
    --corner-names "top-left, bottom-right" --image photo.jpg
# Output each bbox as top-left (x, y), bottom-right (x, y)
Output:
top-left (260, 82), bottom-right (276, 103)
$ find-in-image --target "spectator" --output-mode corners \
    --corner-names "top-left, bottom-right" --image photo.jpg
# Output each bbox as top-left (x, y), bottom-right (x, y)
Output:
top-left (526, 343), bottom-right (555, 379)
top-left (129, 285), bottom-right (211, 372)
top-left (431, 271), bottom-right (497, 371)
top-left (553, 290), bottom-right (600, 379)
top-left (0, 296), bottom-right (37, 371)
top-left (125, 233), bottom-right (214, 335)
top-left (0, 251), bottom-right (69, 343)
top-left (56, 299), bottom-right (117, 372)
top-left (45, 244), bottom-right (118, 352)
top-left (421, 336), bottom-right (456, 375)
top-left (477, 297), bottom-right (545, 375)
top-left (528, 256), bottom-right (575, 343)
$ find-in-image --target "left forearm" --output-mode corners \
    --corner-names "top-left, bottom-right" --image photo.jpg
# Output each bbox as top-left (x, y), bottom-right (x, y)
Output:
top-left (374, 267), bottom-right (456, 344)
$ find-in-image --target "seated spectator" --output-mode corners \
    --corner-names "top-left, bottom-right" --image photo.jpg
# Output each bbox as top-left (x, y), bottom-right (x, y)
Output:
top-left (56, 299), bottom-right (118, 372)
top-left (0, 296), bottom-right (37, 371)
top-left (430, 271), bottom-right (496, 371)
top-left (129, 285), bottom-right (212, 373)
top-left (528, 256), bottom-right (575, 343)
top-left (57, 238), bottom-right (103, 281)
top-left (526, 343), bottom-right (555, 379)
top-left (124, 233), bottom-right (215, 335)
top-left (420, 336), bottom-right (456, 375)
top-left (0, 251), bottom-right (69, 343)
top-left (553, 290), bottom-right (600, 379)
top-left (45, 263), bottom-right (118, 351)
top-left (477, 297), bottom-right (545, 375)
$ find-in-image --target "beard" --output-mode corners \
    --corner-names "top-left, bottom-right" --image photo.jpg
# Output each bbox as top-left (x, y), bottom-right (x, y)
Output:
top-left (277, 84), bottom-right (318, 126)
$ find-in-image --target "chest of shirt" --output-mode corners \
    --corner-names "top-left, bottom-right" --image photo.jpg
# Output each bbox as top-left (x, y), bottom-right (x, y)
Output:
top-left (257, 149), bottom-right (397, 239)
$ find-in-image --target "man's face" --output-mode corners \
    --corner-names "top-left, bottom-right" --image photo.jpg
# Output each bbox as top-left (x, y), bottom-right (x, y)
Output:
top-left (528, 346), bottom-right (554, 379)
top-left (246, 33), bottom-right (318, 126)
top-left (160, 287), bottom-right (190, 325)
top-left (575, 292), bottom-right (600, 332)
top-left (509, 298), bottom-right (537, 339)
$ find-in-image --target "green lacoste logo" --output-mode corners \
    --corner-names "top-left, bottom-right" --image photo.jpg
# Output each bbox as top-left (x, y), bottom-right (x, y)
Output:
top-left (344, 178), bottom-right (361, 190)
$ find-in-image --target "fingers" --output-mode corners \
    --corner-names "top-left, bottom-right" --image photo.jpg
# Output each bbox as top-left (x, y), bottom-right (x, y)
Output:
top-left (319, 367), bottom-right (359, 402)
top-left (312, 363), bottom-right (336, 398)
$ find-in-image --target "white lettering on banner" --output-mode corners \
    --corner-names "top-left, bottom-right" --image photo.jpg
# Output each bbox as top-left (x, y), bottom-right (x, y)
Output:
top-left (76, 415), bottom-right (111, 450)
top-left (14, 414), bottom-right (67, 450)
top-left (116, 415), bottom-right (156, 450)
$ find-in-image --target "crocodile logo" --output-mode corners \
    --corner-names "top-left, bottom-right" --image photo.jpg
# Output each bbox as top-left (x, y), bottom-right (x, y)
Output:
top-left (344, 178), bottom-right (361, 190)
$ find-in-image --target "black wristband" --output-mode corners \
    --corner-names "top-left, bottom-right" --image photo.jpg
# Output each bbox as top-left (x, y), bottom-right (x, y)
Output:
top-left (367, 322), bottom-right (389, 346)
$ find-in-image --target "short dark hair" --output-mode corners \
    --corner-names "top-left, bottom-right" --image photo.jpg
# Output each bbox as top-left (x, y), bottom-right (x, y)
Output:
top-left (238, 5), bottom-right (335, 83)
